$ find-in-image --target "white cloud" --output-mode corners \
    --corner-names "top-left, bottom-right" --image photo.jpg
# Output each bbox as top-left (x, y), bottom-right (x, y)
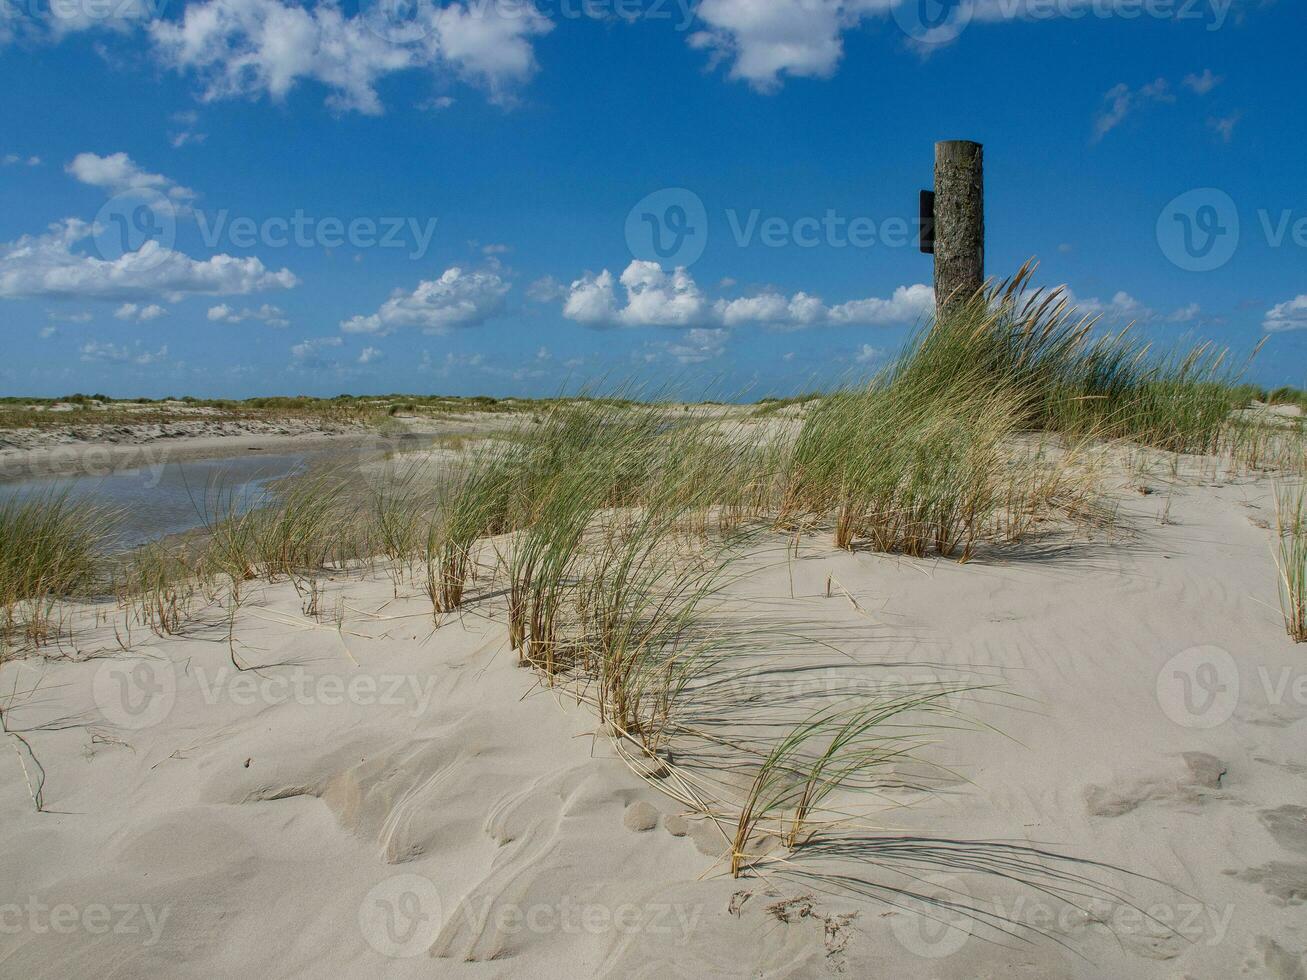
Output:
top-left (290, 335), bottom-right (343, 366)
top-left (66, 152), bottom-right (195, 203)
top-left (80, 340), bottom-right (129, 362)
top-left (0, 219), bottom-right (298, 301)
top-left (1264, 296), bottom-right (1307, 333)
top-left (149, 0), bottom-right (552, 115)
top-left (526, 275), bottom-right (567, 304)
top-left (660, 327), bottom-right (730, 364)
top-left (689, 0), bottom-right (899, 93)
top-left (1209, 112), bottom-right (1241, 144)
top-left (1182, 69), bottom-right (1222, 95)
top-left (619, 262), bottom-right (709, 326)
top-left (1092, 78), bottom-right (1173, 142)
top-left (563, 270), bottom-right (619, 324)
top-left (1062, 288), bottom-right (1198, 325)
top-left (80, 340), bottom-right (168, 364)
top-left (134, 344), bottom-right (169, 364)
top-left (49, 309), bottom-right (92, 323)
top-left (341, 266), bottom-right (509, 335)
top-left (421, 350), bottom-right (485, 377)
top-left (854, 344), bottom-right (884, 363)
top-left (169, 111), bottom-right (207, 148)
top-left (3, 154), bottom-right (41, 167)
top-left (207, 302), bottom-right (289, 326)
top-left (358, 345), bottom-right (383, 364)
top-left (562, 260), bottom-right (931, 330)
top-left (114, 302), bottom-right (168, 321)
top-left (38, 325), bottom-right (57, 338)
top-left (686, 1), bottom-right (1234, 91)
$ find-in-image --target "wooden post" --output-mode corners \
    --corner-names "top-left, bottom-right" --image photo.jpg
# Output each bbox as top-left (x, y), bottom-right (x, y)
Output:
top-left (933, 140), bottom-right (984, 316)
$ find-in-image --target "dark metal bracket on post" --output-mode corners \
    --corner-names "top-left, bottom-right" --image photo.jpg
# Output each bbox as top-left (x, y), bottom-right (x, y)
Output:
top-left (919, 190), bottom-right (936, 255)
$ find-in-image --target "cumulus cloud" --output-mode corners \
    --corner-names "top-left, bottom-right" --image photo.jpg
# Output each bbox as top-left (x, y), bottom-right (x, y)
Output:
top-left (1062, 288), bottom-right (1200, 325)
top-left (207, 303), bottom-right (289, 326)
top-left (1264, 296), bottom-right (1307, 333)
top-left (80, 340), bottom-right (169, 364)
top-left (66, 152), bottom-right (195, 203)
top-left (687, 1), bottom-right (1235, 91)
top-left (3, 154), bottom-right (41, 167)
top-left (2, 0), bottom-right (159, 42)
top-left (114, 302), bottom-right (168, 321)
top-left (0, 219), bottom-right (298, 301)
top-left (149, 0), bottom-right (552, 114)
top-left (358, 345), bottom-right (383, 364)
top-left (659, 327), bottom-right (730, 364)
top-left (341, 266), bottom-right (509, 335)
top-left (688, 0), bottom-right (895, 93)
top-left (290, 335), bottom-right (343, 367)
top-left (854, 344), bottom-right (884, 363)
top-left (561, 260), bottom-right (931, 330)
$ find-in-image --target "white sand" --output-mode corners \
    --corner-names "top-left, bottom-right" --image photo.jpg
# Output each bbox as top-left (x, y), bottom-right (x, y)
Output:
top-left (2, 467), bottom-right (1306, 978)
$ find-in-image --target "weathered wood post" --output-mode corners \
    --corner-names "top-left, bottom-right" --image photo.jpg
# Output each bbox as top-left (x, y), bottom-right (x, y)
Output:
top-left (931, 140), bottom-right (985, 317)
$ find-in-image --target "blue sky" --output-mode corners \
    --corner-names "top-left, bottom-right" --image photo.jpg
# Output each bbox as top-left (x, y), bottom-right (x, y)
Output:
top-left (1, 0), bottom-right (1304, 399)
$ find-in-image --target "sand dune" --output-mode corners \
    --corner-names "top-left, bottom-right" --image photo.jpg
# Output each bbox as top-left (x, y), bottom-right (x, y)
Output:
top-left (2, 468), bottom-right (1306, 978)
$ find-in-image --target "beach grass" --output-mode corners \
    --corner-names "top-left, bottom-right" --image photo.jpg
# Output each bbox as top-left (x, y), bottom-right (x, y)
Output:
top-left (0, 490), bottom-right (112, 652)
top-left (1274, 483), bottom-right (1307, 642)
